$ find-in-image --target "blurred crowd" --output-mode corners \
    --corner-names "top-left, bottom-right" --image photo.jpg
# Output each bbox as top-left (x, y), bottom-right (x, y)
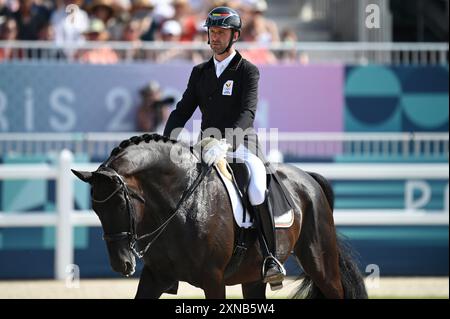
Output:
top-left (0, 0), bottom-right (305, 64)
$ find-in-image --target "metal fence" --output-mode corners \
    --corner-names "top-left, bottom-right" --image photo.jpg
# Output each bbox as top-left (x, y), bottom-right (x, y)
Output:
top-left (0, 40), bottom-right (448, 65)
top-left (0, 132), bottom-right (448, 162)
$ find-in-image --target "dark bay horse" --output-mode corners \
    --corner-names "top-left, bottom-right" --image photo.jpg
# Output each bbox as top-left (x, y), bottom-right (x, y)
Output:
top-left (72, 133), bottom-right (367, 299)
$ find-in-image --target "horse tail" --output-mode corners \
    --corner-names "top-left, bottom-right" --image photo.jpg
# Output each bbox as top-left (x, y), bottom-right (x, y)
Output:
top-left (294, 235), bottom-right (368, 299)
top-left (293, 273), bottom-right (324, 299)
top-left (335, 236), bottom-right (368, 298)
top-left (306, 171), bottom-right (334, 211)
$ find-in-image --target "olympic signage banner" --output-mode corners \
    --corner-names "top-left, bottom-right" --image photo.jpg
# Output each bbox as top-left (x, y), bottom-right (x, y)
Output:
top-left (0, 62), bottom-right (344, 133)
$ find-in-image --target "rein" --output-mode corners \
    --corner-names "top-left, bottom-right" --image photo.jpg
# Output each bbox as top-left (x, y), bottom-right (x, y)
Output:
top-left (93, 164), bottom-right (212, 259)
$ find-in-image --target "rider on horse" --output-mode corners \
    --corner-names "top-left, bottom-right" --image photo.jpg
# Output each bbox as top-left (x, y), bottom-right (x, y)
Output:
top-left (163, 6), bottom-right (285, 287)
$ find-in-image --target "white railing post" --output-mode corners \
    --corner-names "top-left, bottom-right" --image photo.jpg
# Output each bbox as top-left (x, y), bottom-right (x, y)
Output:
top-left (55, 149), bottom-right (74, 280)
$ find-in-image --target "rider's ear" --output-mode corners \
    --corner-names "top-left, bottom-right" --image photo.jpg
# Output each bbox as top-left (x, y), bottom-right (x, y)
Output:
top-left (234, 30), bottom-right (240, 41)
top-left (71, 170), bottom-right (93, 184)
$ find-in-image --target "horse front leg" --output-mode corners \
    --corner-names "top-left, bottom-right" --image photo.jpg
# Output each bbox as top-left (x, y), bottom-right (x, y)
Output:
top-left (135, 265), bottom-right (175, 299)
top-left (202, 269), bottom-right (226, 299)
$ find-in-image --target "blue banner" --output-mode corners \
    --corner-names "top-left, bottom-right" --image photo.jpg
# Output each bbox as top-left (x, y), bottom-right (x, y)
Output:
top-left (0, 61), bottom-right (346, 133)
top-left (0, 62), bottom-right (448, 133)
top-left (0, 62), bottom-right (193, 132)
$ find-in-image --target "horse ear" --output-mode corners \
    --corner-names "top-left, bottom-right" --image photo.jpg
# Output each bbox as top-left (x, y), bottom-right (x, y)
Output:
top-left (71, 170), bottom-right (93, 184)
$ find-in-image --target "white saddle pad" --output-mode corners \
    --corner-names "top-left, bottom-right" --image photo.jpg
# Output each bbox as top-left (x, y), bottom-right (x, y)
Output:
top-left (215, 167), bottom-right (294, 229)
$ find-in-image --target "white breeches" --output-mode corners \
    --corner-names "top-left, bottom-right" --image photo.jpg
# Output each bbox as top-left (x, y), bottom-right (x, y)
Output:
top-left (228, 144), bottom-right (267, 206)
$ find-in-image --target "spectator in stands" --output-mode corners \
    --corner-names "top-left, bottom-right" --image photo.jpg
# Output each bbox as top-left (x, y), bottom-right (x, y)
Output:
top-left (140, 0), bottom-right (185, 43)
top-left (0, 15), bottom-right (16, 40)
top-left (13, 0), bottom-right (51, 40)
top-left (50, 0), bottom-right (89, 51)
top-left (136, 80), bottom-right (175, 133)
top-left (189, 0), bottom-right (210, 15)
top-left (77, 18), bottom-right (119, 63)
top-left (35, 20), bottom-right (66, 59)
top-left (120, 17), bottom-right (141, 41)
top-left (129, 0), bottom-right (154, 37)
top-left (211, 0), bottom-right (240, 11)
top-left (172, 0), bottom-right (197, 41)
top-left (139, 0), bottom-right (168, 42)
top-left (155, 19), bottom-right (193, 63)
top-left (279, 28), bottom-right (309, 64)
top-left (87, 0), bottom-right (122, 40)
top-left (151, 0), bottom-right (175, 25)
top-left (191, 22), bottom-right (210, 63)
top-left (278, 28), bottom-right (298, 63)
top-left (37, 20), bottom-right (54, 41)
top-left (0, 17), bottom-right (22, 60)
top-left (0, 0), bottom-right (13, 19)
top-left (240, 0), bottom-right (279, 42)
top-left (120, 18), bottom-right (146, 60)
top-left (159, 19), bottom-right (181, 41)
top-left (239, 0), bottom-right (278, 64)
top-left (112, 0), bottom-right (131, 13)
top-left (193, 20), bottom-right (207, 42)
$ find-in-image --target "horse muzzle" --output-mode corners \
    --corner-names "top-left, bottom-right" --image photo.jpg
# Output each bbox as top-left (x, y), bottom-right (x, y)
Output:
top-left (110, 252), bottom-right (136, 277)
top-left (105, 237), bottom-right (137, 276)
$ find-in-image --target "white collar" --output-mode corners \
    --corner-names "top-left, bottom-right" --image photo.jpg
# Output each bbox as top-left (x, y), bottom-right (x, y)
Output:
top-left (213, 51), bottom-right (236, 78)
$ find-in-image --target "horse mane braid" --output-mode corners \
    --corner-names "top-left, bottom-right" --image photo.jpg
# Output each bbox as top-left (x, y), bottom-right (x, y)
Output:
top-left (110, 133), bottom-right (178, 157)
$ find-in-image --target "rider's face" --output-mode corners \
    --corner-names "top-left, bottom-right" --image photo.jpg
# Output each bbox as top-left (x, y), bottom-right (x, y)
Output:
top-left (209, 27), bottom-right (234, 54)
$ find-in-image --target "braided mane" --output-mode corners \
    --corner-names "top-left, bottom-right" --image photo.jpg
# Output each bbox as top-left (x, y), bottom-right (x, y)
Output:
top-left (109, 133), bottom-right (178, 157)
top-left (103, 133), bottom-right (197, 174)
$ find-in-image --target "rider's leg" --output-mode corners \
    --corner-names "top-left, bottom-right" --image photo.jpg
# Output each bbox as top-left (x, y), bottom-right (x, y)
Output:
top-left (232, 146), bottom-right (286, 287)
top-left (252, 192), bottom-right (286, 288)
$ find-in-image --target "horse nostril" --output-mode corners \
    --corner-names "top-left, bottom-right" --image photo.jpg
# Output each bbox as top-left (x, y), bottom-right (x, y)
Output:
top-left (124, 261), bottom-right (135, 276)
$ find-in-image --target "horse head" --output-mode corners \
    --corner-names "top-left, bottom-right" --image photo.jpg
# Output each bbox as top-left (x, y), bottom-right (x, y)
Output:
top-left (71, 134), bottom-right (193, 277)
top-left (72, 168), bottom-right (137, 277)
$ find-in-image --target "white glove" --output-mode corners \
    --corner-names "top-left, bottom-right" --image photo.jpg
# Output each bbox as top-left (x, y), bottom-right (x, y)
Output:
top-left (202, 139), bottom-right (230, 166)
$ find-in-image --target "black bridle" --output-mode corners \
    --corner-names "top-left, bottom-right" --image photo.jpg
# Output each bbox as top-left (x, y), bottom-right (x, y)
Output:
top-left (92, 165), bottom-right (212, 258)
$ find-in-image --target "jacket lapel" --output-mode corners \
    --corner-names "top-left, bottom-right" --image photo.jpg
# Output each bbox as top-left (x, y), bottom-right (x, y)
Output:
top-left (218, 51), bottom-right (243, 81)
top-left (226, 51), bottom-right (243, 72)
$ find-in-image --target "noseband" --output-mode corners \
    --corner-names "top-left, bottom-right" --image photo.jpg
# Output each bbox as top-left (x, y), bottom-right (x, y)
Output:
top-left (91, 167), bottom-right (145, 257)
top-left (92, 165), bottom-right (212, 258)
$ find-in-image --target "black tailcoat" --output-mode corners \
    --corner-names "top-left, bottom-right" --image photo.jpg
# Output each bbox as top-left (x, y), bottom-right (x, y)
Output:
top-left (163, 51), bottom-right (266, 161)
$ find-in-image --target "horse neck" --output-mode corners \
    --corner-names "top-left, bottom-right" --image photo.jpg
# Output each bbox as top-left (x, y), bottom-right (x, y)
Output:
top-left (122, 142), bottom-right (198, 223)
top-left (113, 141), bottom-right (195, 176)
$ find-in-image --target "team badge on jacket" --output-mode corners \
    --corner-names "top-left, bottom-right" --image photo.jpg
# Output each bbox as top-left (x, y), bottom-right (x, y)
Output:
top-left (222, 80), bottom-right (234, 96)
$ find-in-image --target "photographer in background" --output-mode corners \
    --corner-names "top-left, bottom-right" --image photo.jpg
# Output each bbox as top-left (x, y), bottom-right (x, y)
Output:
top-left (136, 80), bottom-right (175, 133)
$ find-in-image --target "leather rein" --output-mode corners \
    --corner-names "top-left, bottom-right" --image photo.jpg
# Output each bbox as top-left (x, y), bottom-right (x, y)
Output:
top-left (92, 165), bottom-right (212, 258)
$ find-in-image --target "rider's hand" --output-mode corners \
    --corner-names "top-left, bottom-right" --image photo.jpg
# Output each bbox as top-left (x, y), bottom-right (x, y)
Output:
top-left (202, 139), bottom-right (230, 166)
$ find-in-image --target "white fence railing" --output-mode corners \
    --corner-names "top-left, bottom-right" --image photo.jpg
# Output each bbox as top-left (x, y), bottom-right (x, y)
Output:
top-left (0, 150), bottom-right (448, 279)
top-left (0, 132), bottom-right (448, 161)
top-left (0, 40), bottom-right (448, 65)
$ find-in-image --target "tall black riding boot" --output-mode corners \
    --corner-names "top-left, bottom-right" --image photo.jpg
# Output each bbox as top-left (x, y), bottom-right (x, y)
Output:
top-left (252, 190), bottom-right (286, 290)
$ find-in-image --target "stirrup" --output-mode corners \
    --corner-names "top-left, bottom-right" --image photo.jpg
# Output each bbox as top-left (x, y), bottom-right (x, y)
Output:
top-left (262, 255), bottom-right (286, 286)
top-left (270, 281), bottom-right (283, 291)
